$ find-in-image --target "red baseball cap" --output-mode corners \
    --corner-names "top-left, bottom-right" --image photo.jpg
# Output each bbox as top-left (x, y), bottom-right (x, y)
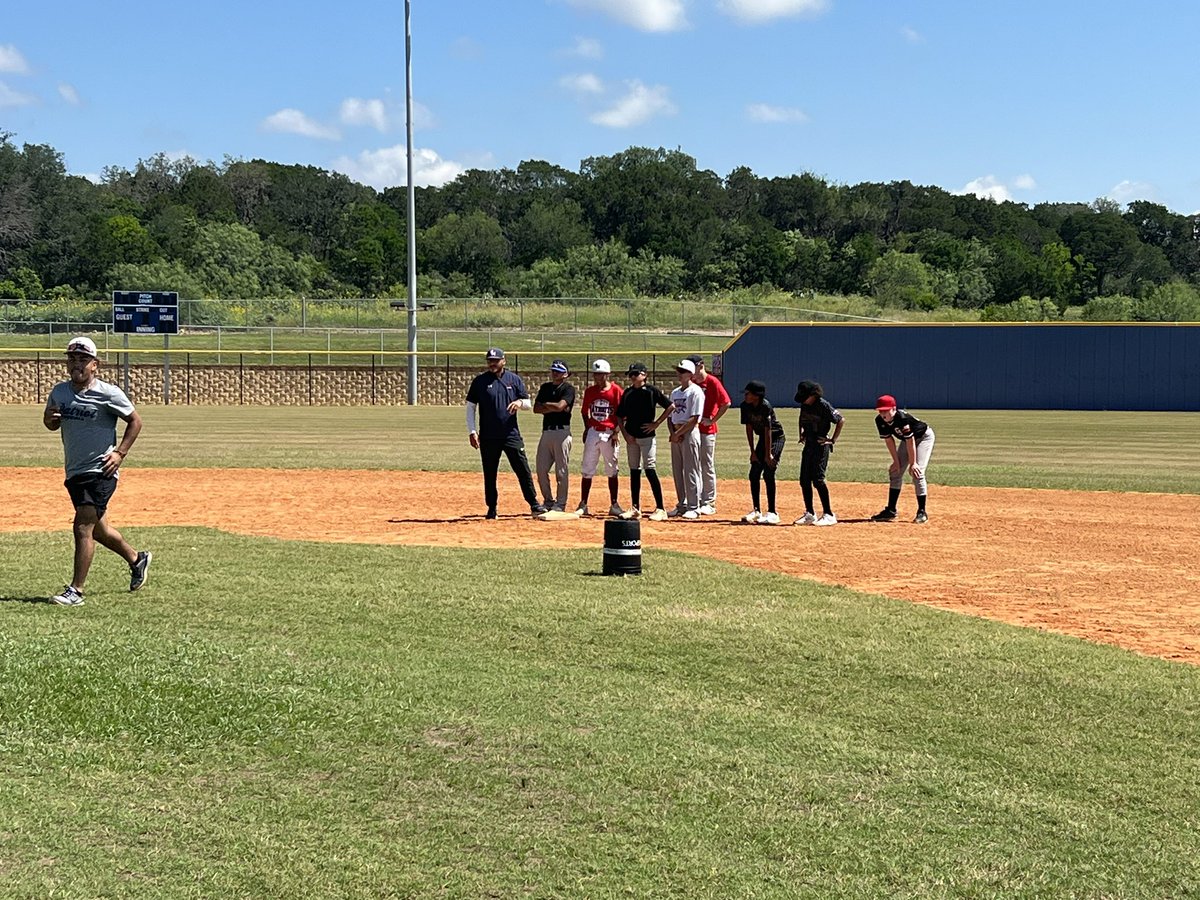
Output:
top-left (875, 394), bottom-right (897, 411)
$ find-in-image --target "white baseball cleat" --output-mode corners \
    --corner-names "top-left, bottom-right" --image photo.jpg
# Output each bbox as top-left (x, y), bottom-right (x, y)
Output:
top-left (758, 512), bottom-right (780, 525)
top-left (813, 513), bottom-right (837, 526)
top-left (698, 504), bottom-right (716, 516)
top-left (647, 508), bottom-right (669, 521)
top-left (681, 509), bottom-right (700, 520)
top-left (794, 512), bottom-right (816, 526)
top-left (742, 510), bottom-right (761, 524)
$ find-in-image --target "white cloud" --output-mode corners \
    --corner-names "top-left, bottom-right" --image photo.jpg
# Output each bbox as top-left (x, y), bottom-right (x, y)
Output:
top-left (331, 145), bottom-right (464, 190)
top-left (717, 0), bottom-right (829, 24)
top-left (340, 97), bottom-right (390, 132)
top-left (746, 102), bottom-right (808, 124)
top-left (1013, 173), bottom-right (1037, 190)
top-left (58, 82), bottom-right (81, 105)
top-left (959, 176), bottom-right (1013, 203)
top-left (560, 72), bottom-right (605, 95)
top-left (590, 81), bottom-right (676, 128)
top-left (900, 25), bottom-right (923, 43)
top-left (566, 0), bottom-right (688, 32)
top-left (260, 108), bottom-right (340, 140)
top-left (563, 37), bottom-right (604, 59)
top-left (1107, 179), bottom-right (1156, 204)
top-left (0, 81), bottom-right (36, 107)
top-left (0, 44), bottom-right (31, 75)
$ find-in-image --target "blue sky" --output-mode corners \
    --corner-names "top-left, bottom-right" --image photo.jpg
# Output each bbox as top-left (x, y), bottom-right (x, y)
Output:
top-left (4, 0), bottom-right (1198, 214)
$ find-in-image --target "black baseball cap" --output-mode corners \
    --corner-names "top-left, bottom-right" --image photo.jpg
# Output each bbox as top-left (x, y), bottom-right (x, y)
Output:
top-left (550, 359), bottom-right (569, 373)
top-left (685, 354), bottom-right (704, 367)
top-left (627, 362), bottom-right (648, 375)
top-left (486, 347), bottom-right (505, 360)
top-left (743, 380), bottom-right (766, 396)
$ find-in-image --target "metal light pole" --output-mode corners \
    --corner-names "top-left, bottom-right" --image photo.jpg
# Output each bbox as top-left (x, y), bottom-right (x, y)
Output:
top-left (405, 0), bottom-right (419, 405)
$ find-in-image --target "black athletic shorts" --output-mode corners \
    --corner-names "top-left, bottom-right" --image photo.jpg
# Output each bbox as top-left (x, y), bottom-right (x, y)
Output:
top-left (65, 473), bottom-right (119, 517)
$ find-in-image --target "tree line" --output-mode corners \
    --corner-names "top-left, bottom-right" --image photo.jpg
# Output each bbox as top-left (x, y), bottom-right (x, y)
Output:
top-left (2, 133), bottom-right (1198, 321)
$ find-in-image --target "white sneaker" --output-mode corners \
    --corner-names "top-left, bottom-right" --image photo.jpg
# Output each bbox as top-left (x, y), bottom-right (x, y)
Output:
top-left (759, 512), bottom-right (780, 525)
top-left (681, 509), bottom-right (700, 520)
top-left (620, 507), bottom-right (641, 520)
top-left (608, 503), bottom-right (625, 518)
top-left (794, 512), bottom-right (816, 526)
top-left (813, 513), bottom-right (837, 526)
top-left (698, 504), bottom-right (716, 516)
top-left (647, 508), bottom-right (669, 522)
top-left (742, 510), bottom-right (761, 524)
top-left (49, 585), bottom-right (84, 606)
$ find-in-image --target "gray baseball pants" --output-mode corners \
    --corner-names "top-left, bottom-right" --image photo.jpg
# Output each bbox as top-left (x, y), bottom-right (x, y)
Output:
top-left (536, 428), bottom-right (572, 510)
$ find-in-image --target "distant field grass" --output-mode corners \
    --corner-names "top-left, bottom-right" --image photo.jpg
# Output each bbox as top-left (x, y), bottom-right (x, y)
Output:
top-left (2, 529), bottom-right (1198, 897)
top-left (5, 405), bottom-right (1199, 493)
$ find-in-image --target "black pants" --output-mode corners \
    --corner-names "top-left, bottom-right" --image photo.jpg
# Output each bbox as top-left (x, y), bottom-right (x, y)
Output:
top-left (480, 434), bottom-right (540, 511)
top-left (799, 441), bottom-right (833, 514)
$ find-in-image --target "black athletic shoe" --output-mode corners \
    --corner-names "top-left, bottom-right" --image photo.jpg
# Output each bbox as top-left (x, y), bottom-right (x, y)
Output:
top-left (130, 550), bottom-right (152, 592)
top-left (914, 510), bottom-right (928, 524)
top-left (870, 508), bottom-right (898, 522)
top-left (485, 508), bottom-right (497, 520)
top-left (531, 504), bottom-right (549, 516)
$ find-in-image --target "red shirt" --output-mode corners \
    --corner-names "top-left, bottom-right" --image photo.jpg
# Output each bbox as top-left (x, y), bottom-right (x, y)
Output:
top-left (581, 382), bottom-right (623, 432)
top-left (694, 373), bottom-right (731, 435)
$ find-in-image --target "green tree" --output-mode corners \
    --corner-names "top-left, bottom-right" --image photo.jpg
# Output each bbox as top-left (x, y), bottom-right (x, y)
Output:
top-left (1133, 281), bottom-right (1200, 321)
top-left (867, 250), bottom-right (936, 310)
top-left (980, 295), bottom-right (1060, 321)
top-left (1080, 294), bottom-right (1135, 321)
top-left (509, 199), bottom-right (592, 268)
top-left (421, 211), bottom-right (510, 292)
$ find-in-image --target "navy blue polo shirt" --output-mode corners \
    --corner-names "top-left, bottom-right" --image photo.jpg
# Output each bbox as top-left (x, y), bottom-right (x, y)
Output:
top-left (467, 369), bottom-right (529, 439)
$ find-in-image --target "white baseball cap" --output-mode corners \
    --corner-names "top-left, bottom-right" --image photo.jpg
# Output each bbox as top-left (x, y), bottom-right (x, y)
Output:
top-left (65, 336), bottom-right (98, 358)
top-left (591, 358), bottom-right (611, 374)
top-left (674, 359), bottom-right (696, 374)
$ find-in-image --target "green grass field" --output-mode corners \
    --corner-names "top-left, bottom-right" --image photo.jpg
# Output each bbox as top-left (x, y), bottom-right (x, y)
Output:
top-left (7, 405), bottom-right (1200, 493)
top-left (3, 406), bottom-right (1199, 897)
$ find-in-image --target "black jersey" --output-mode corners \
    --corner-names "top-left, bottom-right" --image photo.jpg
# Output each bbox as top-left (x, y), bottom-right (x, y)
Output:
top-left (874, 409), bottom-right (928, 442)
top-left (798, 397), bottom-right (843, 443)
top-left (534, 381), bottom-right (576, 430)
top-left (616, 383), bottom-right (670, 436)
top-left (740, 397), bottom-right (785, 443)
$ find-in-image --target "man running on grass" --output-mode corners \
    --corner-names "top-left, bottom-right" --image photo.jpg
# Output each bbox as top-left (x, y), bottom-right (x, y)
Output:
top-left (43, 336), bottom-right (151, 606)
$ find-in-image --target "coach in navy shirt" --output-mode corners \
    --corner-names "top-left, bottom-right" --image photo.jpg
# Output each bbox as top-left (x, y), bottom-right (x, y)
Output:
top-left (466, 348), bottom-right (547, 519)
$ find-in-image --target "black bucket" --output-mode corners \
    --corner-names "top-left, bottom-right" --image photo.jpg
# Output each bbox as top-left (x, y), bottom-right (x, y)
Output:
top-left (602, 519), bottom-right (642, 576)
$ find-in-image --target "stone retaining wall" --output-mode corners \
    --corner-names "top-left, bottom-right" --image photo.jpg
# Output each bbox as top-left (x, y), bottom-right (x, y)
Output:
top-left (2, 359), bottom-right (660, 406)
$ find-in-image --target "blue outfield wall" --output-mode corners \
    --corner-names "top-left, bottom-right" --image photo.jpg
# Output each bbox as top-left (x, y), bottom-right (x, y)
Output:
top-left (720, 323), bottom-right (1200, 411)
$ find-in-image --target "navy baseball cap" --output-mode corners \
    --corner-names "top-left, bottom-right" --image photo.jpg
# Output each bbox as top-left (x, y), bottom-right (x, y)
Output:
top-left (685, 354), bottom-right (704, 367)
top-left (550, 359), bottom-right (569, 373)
top-left (743, 379), bottom-right (766, 396)
top-left (627, 362), bottom-right (648, 375)
top-left (485, 347), bottom-right (505, 360)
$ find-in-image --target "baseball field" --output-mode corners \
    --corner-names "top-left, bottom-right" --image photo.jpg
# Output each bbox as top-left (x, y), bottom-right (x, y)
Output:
top-left (2, 404), bottom-right (1198, 897)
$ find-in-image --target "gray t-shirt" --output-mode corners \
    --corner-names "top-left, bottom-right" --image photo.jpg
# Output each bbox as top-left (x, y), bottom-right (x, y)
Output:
top-left (48, 378), bottom-right (135, 479)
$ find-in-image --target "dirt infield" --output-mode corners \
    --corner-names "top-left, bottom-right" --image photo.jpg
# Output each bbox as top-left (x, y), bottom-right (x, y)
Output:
top-left (4, 467), bottom-right (1199, 665)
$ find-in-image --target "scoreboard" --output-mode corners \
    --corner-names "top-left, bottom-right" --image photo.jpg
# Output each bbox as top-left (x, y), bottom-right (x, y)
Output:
top-left (112, 291), bottom-right (179, 334)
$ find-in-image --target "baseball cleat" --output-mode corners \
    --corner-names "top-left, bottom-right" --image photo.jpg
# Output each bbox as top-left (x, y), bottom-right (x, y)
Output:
top-left (742, 510), bottom-right (761, 524)
top-left (813, 513), bottom-right (837, 526)
top-left (793, 512), bottom-right (816, 526)
top-left (666, 506), bottom-right (686, 518)
top-left (574, 504), bottom-right (589, 517)
top-left (530, 504), bottom-right (549, 516)
top-left (698, 504), bottom-right (716, 515)
top-left (758, 512), bottom-right (780, 525)
top-left (620, 507), bottom-right (641, 520)
top-left (647, 508), bottom-right (669, 521)
top-left (870, 508), bottom-right (898, 522)
top-left (129, 550), bottom-right (152, 592)
top-left (681, 509), bottom-right (700, 520)
top-left (608, 503), bottom-right (625, 518)
top-left (914, 510), bottom-right (928, 524)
